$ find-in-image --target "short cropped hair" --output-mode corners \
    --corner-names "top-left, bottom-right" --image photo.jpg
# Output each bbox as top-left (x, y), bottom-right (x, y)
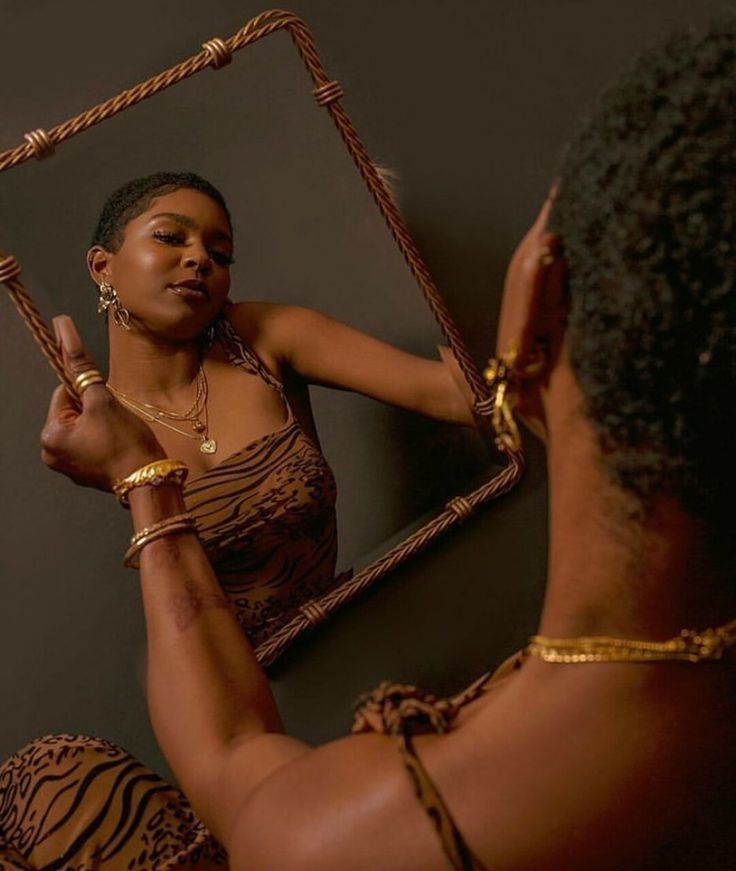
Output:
top-left (92, 171), bottom-right (232, 251)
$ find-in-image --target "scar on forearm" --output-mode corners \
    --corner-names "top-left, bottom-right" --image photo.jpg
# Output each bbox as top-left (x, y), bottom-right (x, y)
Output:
top-left (167, 579), bottom-right (233, 632)
top-left (142, 538), bottom-right (234, 630)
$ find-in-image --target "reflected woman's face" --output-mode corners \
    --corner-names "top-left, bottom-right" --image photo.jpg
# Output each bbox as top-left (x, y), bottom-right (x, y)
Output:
top-left (99, 187), bottom-right (234, 340)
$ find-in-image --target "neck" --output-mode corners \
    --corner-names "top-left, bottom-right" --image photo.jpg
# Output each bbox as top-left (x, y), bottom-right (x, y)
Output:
top-left (536, 359), bottom-right (736, 641)
top-left (107, 322), bottom-right (202, 398)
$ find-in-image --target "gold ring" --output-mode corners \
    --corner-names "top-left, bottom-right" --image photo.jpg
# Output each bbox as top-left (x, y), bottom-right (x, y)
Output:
top-left (73, 369), bottom-right (105, 394)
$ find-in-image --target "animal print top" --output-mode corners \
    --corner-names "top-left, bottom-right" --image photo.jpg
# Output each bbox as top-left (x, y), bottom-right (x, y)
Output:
top-left (183, 316), bottom-right (340, 650)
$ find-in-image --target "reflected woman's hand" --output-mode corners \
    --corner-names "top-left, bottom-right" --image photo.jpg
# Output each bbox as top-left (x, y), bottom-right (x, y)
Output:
top-left (40, 315), bottom-right (165, 490)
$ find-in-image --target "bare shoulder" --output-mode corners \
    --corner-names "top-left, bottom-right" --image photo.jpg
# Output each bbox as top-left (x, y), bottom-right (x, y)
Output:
top-left (226, 302), bottom-right (318, 345)
top-left (227, 732), bottom-right (452, 871)
top-left (431, 665), bottom-right (736, 870)
top-left (226, 668), bottom-right (736, 870)
top-left (224, 303), bottom-right (325, 373)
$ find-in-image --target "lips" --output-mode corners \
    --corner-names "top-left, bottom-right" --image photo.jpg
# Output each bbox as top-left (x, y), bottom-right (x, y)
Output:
top-left (168, 279), bottom-right (209, 300)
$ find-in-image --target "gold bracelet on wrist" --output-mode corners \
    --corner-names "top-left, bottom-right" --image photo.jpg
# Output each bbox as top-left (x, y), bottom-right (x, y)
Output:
top-left (113, 459), bottom-right (189, 507)
top-left (123, 512), bottom-right (198, 569)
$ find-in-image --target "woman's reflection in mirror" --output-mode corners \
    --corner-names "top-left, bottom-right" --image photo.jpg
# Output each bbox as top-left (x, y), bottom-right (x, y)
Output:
top-left (86, 172), bottom-right (475, 649)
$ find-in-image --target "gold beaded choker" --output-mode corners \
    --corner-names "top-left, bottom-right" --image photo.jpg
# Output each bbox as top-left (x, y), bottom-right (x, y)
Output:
top-left (528, 617), bottom-right (736, 664)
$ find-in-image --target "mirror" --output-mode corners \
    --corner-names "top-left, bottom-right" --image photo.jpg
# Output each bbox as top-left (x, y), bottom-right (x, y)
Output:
top-left (0, 12), bottom-right (514, 668)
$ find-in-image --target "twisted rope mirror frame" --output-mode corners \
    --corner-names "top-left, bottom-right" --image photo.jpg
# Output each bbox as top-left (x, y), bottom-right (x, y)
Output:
top-left (0, 8), bottom-right (524, 665)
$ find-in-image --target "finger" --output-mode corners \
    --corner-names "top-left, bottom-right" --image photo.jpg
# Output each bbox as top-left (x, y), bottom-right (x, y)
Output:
top-left (53, 315), bottom-right (109, 403)
top-left (533, 195), bottom-right (555, 233)
top-left (529, 183), bottom-right (561, 238)
top-left (52, 317), bottom-right (81, 405)
top-left (45, 382), bottom-right (79, 424)
top-left (40, 385), bottom-right (78, 463)
top-left (54, 315), bottom-right (99, 377)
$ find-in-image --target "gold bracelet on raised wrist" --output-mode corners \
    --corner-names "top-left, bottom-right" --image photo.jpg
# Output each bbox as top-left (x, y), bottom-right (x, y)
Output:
top-left (113, 459), bottom-right (188, 507)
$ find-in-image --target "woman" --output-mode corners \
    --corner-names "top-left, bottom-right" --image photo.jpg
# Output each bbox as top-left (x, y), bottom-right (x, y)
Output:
top-left (3, 17), bottom-right (736, 869)
top-left (87, 171), bottom-right (475, 648)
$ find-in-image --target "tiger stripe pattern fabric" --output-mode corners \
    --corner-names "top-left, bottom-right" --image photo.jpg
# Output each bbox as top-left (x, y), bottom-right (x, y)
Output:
top-left (183, 316), bottom-right (342, 650)
top-left (0, 734), bottom-right (225, 869)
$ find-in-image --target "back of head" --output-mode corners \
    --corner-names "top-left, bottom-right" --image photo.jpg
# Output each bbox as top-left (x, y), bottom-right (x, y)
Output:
top-left (550, 16), bottom-right (736, 523)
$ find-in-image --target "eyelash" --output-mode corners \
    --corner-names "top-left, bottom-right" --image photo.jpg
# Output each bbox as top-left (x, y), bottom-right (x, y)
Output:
top-left (152, 231), bottom-right (234, 267)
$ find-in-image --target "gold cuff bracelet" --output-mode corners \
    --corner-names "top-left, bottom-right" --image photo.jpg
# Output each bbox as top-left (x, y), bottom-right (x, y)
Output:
top-left (113, 459), bottom-right (189, 507)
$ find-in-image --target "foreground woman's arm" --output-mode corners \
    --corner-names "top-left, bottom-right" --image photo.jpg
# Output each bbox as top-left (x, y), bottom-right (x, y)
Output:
top-left (121, 479), bottom-right (449, 870)
top-left (128, 480), bottom-right (310, 840)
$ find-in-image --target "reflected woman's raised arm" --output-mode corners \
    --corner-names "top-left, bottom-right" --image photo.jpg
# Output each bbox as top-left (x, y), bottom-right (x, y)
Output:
top-left (226, 300), bottom-right (477, 427)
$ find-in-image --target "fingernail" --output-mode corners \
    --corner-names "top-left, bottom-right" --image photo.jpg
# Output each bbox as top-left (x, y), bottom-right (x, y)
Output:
top-left (54, 315), bottom-right (81, 350)
top-left (52, 315), bottom-right (66, 346)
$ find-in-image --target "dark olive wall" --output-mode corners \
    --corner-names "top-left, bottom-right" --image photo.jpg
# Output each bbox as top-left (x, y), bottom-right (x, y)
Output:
top-left (0, 0), bottom-right (729, 777)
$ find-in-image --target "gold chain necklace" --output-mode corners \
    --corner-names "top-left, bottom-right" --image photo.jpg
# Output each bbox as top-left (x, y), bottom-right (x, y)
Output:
top-left (108, 366), bottom-right (205, 421)
top-left (107, 366), bottom-right (217, 455)
top-left (112, 368), bottom-right (206, 422)
top-left (528, 617), bottom-right (736, 664)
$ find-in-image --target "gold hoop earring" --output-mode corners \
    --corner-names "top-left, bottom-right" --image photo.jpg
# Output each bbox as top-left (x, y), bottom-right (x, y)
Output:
top-left (483, 344), bottom-right (521, 453)
top-left (97, 281), bottom-right (131, 331)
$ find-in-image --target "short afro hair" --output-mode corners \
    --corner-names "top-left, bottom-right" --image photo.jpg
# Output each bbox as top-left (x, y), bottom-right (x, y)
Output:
top-left (550, 16), bottom-right (736, 521)
top-left (92, 171), bottom-right (232, 251)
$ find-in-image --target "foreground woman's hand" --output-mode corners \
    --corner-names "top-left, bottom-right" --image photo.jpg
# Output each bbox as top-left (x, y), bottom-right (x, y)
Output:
top-left (40, 315), bottom-right (165, 490)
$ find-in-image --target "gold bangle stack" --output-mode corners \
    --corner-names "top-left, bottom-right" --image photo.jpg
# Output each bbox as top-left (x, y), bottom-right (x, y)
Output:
top-left (113, 459), bottom-right (189, 507)
top-left (527, 617), bottom-right (736, 664)
top-left (123, 512), bottom-right (198, 569)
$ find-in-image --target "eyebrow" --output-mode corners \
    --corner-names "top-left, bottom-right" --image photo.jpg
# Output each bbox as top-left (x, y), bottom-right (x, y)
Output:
top-left (149, 212), bottom-right (233, 244)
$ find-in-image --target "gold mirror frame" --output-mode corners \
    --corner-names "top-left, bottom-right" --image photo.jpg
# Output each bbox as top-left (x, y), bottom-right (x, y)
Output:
top-left (0, 8), bottom-right (523, 665)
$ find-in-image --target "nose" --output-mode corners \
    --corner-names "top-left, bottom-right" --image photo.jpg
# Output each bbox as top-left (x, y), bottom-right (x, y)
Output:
top-left (182, 244), bottom-right (211, 273)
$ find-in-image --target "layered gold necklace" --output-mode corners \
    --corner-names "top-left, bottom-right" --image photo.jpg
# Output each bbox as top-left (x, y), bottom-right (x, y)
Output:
top-left (528, 617), bottom-right (736, 664)
top-left (107, 365), bottom-right (218, 455)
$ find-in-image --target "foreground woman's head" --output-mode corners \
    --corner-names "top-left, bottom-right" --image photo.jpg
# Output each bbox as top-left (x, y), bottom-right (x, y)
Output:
top-left (516, 18), bottom-right (736, 524)
top-left (87, 171), bottom-right (234, 341)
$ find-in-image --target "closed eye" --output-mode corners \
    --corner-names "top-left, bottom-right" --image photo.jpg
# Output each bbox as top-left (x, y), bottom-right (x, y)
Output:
top-left (153, 230), bottom-right (185, 245)
top-left (209, 249), bottom-right (235, 267)
top-left (153, 230), bottom-right (233, 267)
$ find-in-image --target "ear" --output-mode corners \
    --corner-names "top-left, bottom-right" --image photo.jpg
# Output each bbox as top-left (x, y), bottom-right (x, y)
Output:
top-left (496, 194), bottom-right (567, 373)
top-left (86, 246), bottom-right (113, 286)
top-left (518, 232), bottom-right (568, 376)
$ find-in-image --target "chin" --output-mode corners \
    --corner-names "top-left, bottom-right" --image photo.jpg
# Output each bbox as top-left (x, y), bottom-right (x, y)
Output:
top-left (151, 294), bottom-right (226, 336)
